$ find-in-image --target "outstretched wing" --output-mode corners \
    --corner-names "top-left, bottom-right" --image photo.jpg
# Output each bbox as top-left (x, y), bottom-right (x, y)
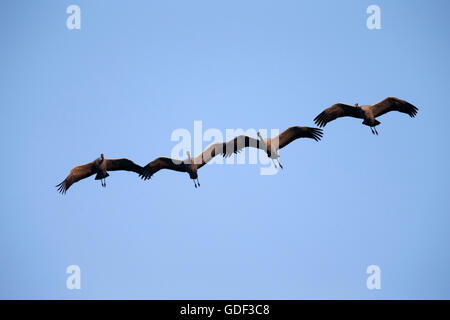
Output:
top-left (368, 97), bottom-right (418, 118)
top-left (222, 135), bottom-right (261, 157)
top-left (193, 142), bottom-right (226, 169)
top-left (314, 103), bottom-right (362, 127)
top-left (56, 162), bottom-right (96, 194)
top-left (105, 158), bottom-right (143, 175)
top-left (275, 126), bottom-right (323, 150)
top-left (140, 157), bottom-right (186, 180)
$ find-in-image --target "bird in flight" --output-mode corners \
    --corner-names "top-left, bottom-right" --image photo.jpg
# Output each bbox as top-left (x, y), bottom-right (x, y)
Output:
top-left (222, 126), bottom-right (323, 168)
top-left (140, 142), bottom-right (233, 188)
top-left (314, 97), bottom-right (418, 135)
top-left (56, 154), bottom-right (143, 194)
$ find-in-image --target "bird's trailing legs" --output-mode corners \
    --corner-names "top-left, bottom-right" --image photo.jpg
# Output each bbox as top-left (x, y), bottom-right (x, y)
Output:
top-left (370, 126), bottom-right (379, 135)
top-left (101, 178), bottom-right (106, 187)
top-left (272, 158), bottom-right (283, 169)
top-left (196, 178), bottom-right (200, 187)
top-left (193, 179), bottom-right (199, 188)
top-left (277, 159), bottom-right (283, 169)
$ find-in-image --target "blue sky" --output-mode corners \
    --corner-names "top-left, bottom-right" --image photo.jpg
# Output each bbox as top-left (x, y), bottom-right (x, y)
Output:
top-left (1, 0), bottom-right (449, 299)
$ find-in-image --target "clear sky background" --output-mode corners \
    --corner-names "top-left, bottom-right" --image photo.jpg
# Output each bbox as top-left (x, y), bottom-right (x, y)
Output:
top-left (1, 0), bottom-right (449, 299)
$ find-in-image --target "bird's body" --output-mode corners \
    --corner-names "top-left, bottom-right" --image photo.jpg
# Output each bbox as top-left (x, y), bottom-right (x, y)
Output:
top-left (256, 132), bottom-right (282, 167)
top-left (56, 155), bottom-right (143, 194)
top-left (93, 154), bottom-right (109, 186)
top-left (314, 97), bottom-right (418, 134)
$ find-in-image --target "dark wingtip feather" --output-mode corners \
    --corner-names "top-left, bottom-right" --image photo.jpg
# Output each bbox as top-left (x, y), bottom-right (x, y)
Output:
top-left (310, 128), bottom-right (324, 141)
top-left (314, 113), bottom-right (327, 128)
top-left (140, 168), bottom-right (154, 181)
top-left (56, 182), bottom-right (67, 194)
top-left (410, 105), bottom-right (419, 117)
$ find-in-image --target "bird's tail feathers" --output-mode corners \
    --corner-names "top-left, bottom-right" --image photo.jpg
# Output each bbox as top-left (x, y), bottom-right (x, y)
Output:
top-left (95, 172), bottom-right (109, 180)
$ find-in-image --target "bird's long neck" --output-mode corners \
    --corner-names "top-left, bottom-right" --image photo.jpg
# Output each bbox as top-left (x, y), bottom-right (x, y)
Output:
top-left (95, 155), bottom-right (104, 167)
top-left (185, 152), bottom-right (192, 165)
top-left (258, 135), bottom-right (268, 152)
top-left (258, 135), bottom-right (265, 145)
top-left (357, 106), bottom-right (366, 118)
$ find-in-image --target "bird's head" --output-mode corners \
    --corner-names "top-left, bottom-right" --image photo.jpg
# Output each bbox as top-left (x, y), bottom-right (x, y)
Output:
top-left (257, 132), bottom-right (263, 141)
top-left (100, 153), bottom-right (104, 159)
top-left (355, 103), bottom-right (359, 108)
